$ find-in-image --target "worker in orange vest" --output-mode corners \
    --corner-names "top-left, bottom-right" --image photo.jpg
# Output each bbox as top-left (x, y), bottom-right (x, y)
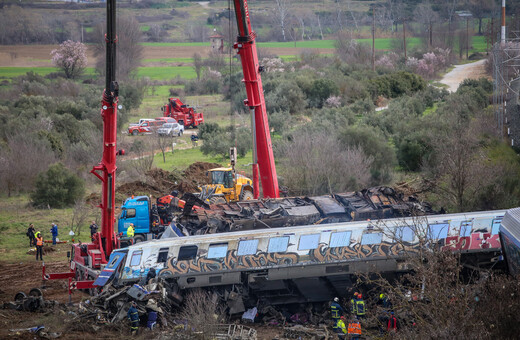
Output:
top-left (35, 232), bottom-right (44, 261)
top-left (347, 316), bottom-right (362, 340)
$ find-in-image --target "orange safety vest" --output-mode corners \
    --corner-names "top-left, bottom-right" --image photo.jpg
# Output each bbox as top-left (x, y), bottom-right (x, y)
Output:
top-left (348, 322), bottom-right (362, 335)
top-left (36, 236), bottom-right (43, 246)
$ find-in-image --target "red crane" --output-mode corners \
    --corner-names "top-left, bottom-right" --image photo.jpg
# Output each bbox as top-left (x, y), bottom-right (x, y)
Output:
top-left (232, 0), bottom-right (279, 199)
top-left (43, 0), bottom-right (120, 290)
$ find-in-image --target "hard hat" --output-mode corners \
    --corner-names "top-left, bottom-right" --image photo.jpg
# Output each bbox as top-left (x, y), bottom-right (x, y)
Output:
top-left (340, 316), bottom-right (346, 320)
top-left (380, 293), bottom-right (385, 299)
top-left (358, 294), bottom-right (363, 299)
top-left (354, 292), bottom-right (359, 297)
top-left (334, 297), bottom-right (339, 302)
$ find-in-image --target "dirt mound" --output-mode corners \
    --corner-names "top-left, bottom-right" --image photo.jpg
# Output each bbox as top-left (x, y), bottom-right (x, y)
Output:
top-left (184, 162), bottom-right (221, 184)
top-left (96, 162), bottom-right (223, 203)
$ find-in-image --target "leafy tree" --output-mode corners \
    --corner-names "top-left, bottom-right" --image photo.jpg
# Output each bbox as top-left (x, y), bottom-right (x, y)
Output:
top-left (51, 40), bottom-right (88, 79)
top-left (307, 78), bottom-right (339, 108)
top-left (31, 163), bottom-right (85, 208)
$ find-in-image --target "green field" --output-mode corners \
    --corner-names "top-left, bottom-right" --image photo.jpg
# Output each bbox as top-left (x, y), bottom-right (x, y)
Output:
top-left (143, 57), bottom-right (196, 63)
top-left (137, 66), bottom-right (196, 80)
top-left (153, 147), bottom-right (253, 172)
top-left (141, 42), bottom-right (211, 47)
top-left (0, 67), bottom-right (96, 80)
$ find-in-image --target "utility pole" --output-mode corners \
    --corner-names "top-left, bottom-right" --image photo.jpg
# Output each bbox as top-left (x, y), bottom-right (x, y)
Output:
top-left (372, 5), bottom-right (375, 72)
top-left (466, 17), bottom-right (469, 59)
top-left (403, 18), bottom-right (407, 60)
top-left (501, 0), bottom-right (506, 45)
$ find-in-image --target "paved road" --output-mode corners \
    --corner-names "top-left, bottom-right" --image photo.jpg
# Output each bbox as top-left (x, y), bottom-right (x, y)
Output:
top-left (440, 59), bottom-right (487, 93)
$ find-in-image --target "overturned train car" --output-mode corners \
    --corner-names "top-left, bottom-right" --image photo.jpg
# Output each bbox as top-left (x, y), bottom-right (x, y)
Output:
top-left (100, 209), bottom-right (505, 312)
top-left (178, 186), bottom-right (437, 235)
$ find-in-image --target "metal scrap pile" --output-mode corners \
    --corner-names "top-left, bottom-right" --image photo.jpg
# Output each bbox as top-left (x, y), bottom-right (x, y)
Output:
top-left (179, 186), bottom-right (437, 235)
top-left (74, 279), bottom-right (181, 326)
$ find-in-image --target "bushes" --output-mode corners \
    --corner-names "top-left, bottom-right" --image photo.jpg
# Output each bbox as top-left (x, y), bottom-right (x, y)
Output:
top-left (368, 71), bottom-right (426, 100)
top-left (31, 163), bottom-right (85, 208)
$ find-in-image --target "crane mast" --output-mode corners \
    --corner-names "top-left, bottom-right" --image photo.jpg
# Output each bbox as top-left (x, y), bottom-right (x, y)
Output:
top-left (232, 0), bottom-right (279, 199)
top-left (91, 0), bottom-right (119, 258)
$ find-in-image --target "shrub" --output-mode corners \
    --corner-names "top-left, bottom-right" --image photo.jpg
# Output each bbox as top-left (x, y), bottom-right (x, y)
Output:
top-left (31, 163), bottom-right (85, 208)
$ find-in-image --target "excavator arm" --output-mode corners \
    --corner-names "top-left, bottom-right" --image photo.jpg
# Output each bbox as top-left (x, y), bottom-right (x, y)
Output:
top-left (232, 0), bottom-right (279, 199)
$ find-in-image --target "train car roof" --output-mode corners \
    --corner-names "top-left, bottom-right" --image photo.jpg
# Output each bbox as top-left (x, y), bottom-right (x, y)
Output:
top-left (129, 209), bottom-right (506, 250)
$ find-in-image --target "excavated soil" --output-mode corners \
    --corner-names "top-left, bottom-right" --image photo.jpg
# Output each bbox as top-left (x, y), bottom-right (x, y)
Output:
top-left (86, 162), bottom-right (221, 205)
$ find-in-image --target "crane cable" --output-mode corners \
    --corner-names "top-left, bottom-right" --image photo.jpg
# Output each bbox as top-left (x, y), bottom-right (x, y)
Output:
top-left (228, 0), bottom-right (236, 147)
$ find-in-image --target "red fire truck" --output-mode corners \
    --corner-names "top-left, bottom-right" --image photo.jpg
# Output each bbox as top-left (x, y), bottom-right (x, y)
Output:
top-left (161, 97), bottom-right (204, 128)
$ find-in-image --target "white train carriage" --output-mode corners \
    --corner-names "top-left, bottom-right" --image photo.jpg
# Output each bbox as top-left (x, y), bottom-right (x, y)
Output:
top-left (110, 210), bottom-right (505, 304)
top-left (499, 208), bottom-right (520, 276)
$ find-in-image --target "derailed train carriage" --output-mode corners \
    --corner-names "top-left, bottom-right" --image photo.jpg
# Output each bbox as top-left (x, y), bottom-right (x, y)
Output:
top-left (98, 209), bottom-right (506, 313)
top-left (177, 186), bottom-right (437, 235)
top-left (499, 207), bottom-right (520, 276)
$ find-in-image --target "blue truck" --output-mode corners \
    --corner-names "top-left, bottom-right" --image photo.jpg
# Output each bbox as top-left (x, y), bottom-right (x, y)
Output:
top-left (118, 195), bottom-right (183, 242)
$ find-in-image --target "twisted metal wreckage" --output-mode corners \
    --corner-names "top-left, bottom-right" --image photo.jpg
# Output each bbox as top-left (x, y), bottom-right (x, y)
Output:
top-left (177, 186), bottom-right (437, 235)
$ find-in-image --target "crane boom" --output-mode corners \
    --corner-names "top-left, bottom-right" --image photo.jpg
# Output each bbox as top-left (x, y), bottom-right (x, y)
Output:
top-left (232, 0), bottom-right (279, 199)
top-left (91, 0), bottom-right (119, 258)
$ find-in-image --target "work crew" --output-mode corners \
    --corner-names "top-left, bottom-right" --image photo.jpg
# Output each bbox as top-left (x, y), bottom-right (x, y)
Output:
top-left (50, 223), bottom-right (58, 245)
top-left (347, 317), bottom-right (362, 340)
top-left (330, 297), bottom-right (346, 321)
top-left (27, 223), bottom-right (36, 247)
top-left (354, 293), bottom-right (366, 319)
top-left (387, 311), bottom-right (398, 333)
top-left (89, 221), bottom-right (98, 239)
top-left (335, 316), bottom-right (347, 339)
top-left (35, 232), bottom-right (44, 261)
top-left (127, 223), bottom-right (135, 238)
top-left (127, 301), bottom-right (140, 335)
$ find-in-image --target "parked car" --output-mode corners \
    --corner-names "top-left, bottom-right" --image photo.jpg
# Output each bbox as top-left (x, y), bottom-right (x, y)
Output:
top-left (155, 117), bottom-right (177, 124)
top-left (128, 118), bottom-right (154, 128)
top-left (157, 122), bottom-right (185, 137)
top-left (128, 120), bottom-right (165, 135)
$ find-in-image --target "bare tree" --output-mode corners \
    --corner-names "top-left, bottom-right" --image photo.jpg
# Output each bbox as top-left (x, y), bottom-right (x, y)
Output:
top-left (193, 53), bottom-right (203, 81)
top-left (279, 130), bottom-right (373, 195)
top-left (0, 132), bottom-right (57, 197)
top-left (414, 1), bottom-right (439, 49)
top-left (69, 199), bottom-right (94, 236)
top-left (94, 16), bottom-right (143, 80)
top-left (154, 133), bottom-right (171, 164)
top-left (176, 289), bottom-right (225, 338)
top-left (426, 109), bottom-right (496, 212)
top-left (273, 0), bottom-right (291, 41)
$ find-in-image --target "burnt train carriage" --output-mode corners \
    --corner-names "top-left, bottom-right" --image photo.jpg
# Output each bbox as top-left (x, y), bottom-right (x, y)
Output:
top-left (115, 210), bottom-right (505, 308)
top-left (179, 186), bottom-right (437, 235)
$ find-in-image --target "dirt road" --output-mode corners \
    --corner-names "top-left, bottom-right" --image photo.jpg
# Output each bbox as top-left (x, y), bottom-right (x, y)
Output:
top-left (440, 59), bottom-right (488, 92)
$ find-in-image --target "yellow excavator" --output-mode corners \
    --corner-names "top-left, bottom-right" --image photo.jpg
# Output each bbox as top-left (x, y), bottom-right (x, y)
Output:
top-left (198, 148), bottom-right (254, 204)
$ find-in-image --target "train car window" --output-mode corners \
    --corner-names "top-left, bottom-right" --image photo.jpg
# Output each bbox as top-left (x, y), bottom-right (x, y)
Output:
top-left (268, 236), bottom-right (289, 253)
top-left (126, 208), bottom-right (136, 218)
top-left (237, 239), bottom-right (259, 256)
top-left (208, 243), bottom-right (228, 259)
top-left (157, 247), bottom-right (169, 263)
top-left (298, 234), bottom-right (320, 250)
top-left (178, 245), bottom-right (198, 261)
top-left (396, 227), bottom-right (414, 242)
top-left (459, 221), bottom-right (472, 237)
top-left (491, 218), bottom-right (502, 235)
top-left (130, 250), bottom-right (142, 266)
top-left (428, 223), bottom-right (449, 239)
top-left (361, 233), bottom-right (383, 245)
top-left (330, 231), bottom-right (351, 247)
